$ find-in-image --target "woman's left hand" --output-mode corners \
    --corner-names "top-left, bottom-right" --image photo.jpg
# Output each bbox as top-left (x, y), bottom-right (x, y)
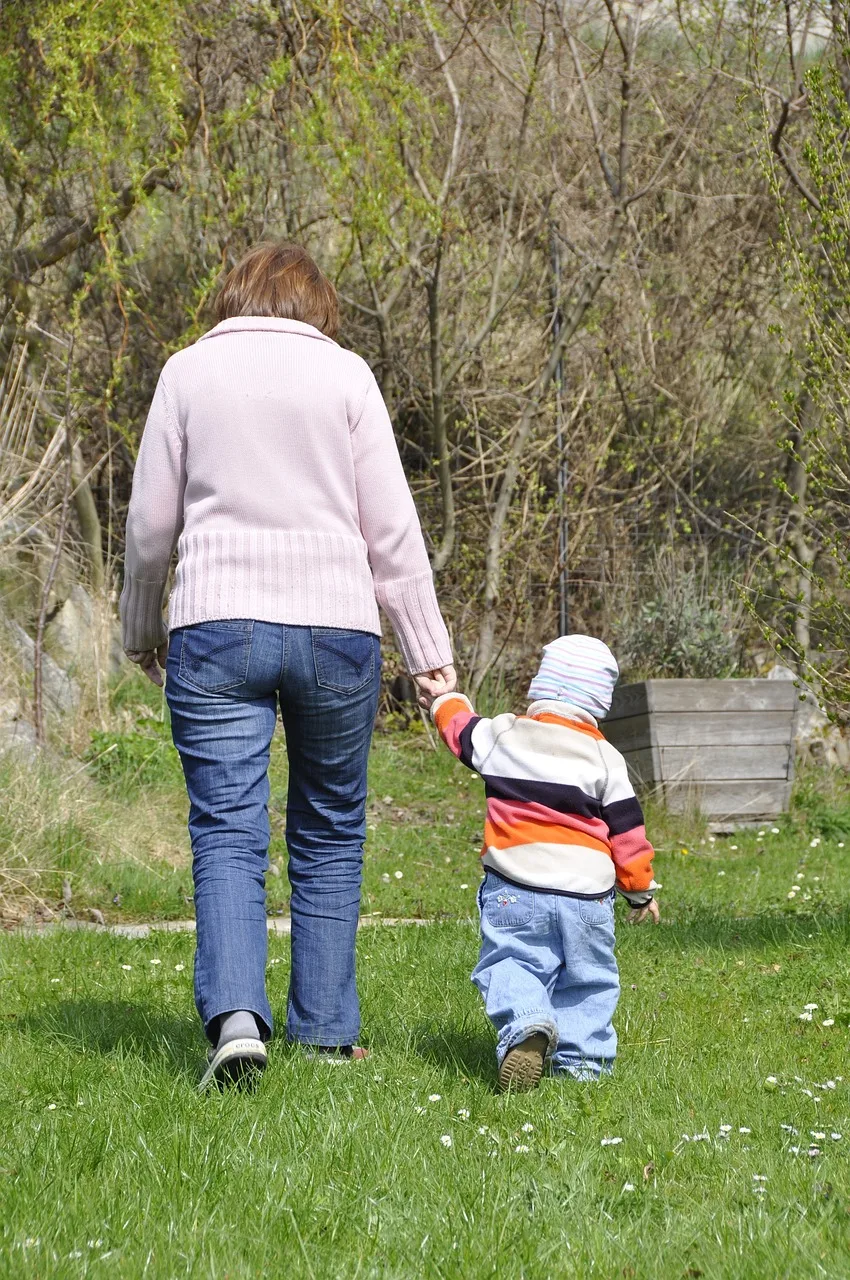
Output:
top-left (125, 643), bottom-right (169, 688)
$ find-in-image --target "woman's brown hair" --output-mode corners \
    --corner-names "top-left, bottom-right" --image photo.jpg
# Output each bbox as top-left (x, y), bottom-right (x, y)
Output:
top-left (214, 242), bottom-right (339, 338)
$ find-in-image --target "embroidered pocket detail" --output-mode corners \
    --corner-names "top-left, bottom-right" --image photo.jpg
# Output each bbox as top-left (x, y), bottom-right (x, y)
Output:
top-left (482, 883), bottom-right (535, 927)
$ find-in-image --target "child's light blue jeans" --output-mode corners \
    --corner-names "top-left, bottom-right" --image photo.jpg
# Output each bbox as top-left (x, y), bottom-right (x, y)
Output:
top-left (472, 870), bottom-right (620, 1080)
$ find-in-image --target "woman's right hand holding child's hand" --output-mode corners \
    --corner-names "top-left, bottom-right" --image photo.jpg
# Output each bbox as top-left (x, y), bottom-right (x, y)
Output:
top-left (414, 664), bottom-right (457, 709)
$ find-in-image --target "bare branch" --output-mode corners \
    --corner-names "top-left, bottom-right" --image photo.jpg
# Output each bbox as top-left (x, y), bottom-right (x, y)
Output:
top-left (561, 16), bottom-right (620, 199)
top-left (771, 95), bottom-right (822, 212)
top-left (422, 5), bottom-right (465, 207)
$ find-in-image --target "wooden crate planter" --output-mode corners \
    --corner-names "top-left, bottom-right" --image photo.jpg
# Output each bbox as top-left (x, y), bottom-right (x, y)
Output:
top-left (604, 679), bottom-right (797, 823)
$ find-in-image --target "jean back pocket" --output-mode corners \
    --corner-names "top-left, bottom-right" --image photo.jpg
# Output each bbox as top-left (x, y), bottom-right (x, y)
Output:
top-left (578, 893), bottom-right (615, 928)
top-left (480, 877), bottom-right (536, 928)
top-left (311, 628), bottom-right (377, 694)
top-left (177, 621), bottom-right (253, 693)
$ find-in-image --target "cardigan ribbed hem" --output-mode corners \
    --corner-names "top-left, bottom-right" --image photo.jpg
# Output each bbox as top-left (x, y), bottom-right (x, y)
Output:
top-left (120, 529), bottom-right (453, 674)
top-left (168, 529), bottom-right (381, 638)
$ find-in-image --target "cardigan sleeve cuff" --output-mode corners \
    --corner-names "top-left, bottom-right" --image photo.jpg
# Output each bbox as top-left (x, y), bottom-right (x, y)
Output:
top-left (374, 571), bottom-right (453, 675)
top-left (119, 573), bottom-right (169, 653)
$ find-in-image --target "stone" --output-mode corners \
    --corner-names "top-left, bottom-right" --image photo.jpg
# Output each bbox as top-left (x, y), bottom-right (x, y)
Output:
top-left (0, 613), bottom-right (79, 716)
top-left (0, 698), bottom-right (37, 758)
top-left (766, 662), bottom-right (849, 769)
top-left (45, 583), bottom-right (123, 678)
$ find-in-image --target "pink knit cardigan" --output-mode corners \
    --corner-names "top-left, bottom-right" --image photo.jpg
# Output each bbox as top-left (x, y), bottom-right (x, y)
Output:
top-left (119, 317), bottom-right (452, 674)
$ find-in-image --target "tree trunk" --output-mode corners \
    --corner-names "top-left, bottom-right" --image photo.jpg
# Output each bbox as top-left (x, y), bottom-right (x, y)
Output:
top-left (428, 245), bottom-right (456, 572)
top-left (71, 443), bottom-right (105, 591)
top-left (788, 394), bottom-right (816, 667)
top-left (471, 213), bottom-right (625, 693)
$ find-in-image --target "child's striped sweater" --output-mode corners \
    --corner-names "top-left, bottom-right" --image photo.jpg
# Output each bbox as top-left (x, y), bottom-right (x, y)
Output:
top-left (431, 694), bottom-right (656, 905)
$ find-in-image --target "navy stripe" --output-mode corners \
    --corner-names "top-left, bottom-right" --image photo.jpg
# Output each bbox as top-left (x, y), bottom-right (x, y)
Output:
top-left (601, 796), bottom-right (645, 836)
top-left (457, 716), bottom-right (481, 770)
top-left (482, 774), bottom-right (604, 822)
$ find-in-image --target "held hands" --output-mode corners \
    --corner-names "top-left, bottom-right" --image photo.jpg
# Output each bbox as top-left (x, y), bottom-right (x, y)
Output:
top-left (414, 664), bottom-right (457, 710)
top-left (627, 899), bottom-right (660, 926)
top-left (125, 643), bottom-right (168, 688)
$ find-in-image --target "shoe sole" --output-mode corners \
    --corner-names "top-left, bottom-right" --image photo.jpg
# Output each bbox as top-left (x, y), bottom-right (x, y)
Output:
top-left (301, 1046), bottom-right (369, 1063)
top-left (498, 1033), bottom-right (548, 1094)
top-left (199, 1038), bottom-right (267, 1092)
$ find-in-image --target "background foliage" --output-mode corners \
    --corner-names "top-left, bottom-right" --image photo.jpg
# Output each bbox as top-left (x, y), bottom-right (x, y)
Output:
top-left (1, 0), bottom-right (848, 702)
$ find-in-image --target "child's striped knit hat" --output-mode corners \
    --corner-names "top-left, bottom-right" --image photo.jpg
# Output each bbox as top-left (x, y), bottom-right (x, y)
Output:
top-left (527, 634), bottom-right (619, 720)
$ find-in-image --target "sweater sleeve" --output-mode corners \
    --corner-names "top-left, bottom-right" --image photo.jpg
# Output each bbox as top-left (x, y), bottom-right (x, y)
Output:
top-left (350, 373), bottom-right (452, 675)
top-left (119, 373), bottom-right (187, 653)
top-left (431, 692), bottom-right (482, 770)
top-left (599, 742), bottom-right (656, 903)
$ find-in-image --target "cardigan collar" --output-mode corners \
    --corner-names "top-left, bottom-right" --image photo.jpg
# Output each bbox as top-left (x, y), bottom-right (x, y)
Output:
top-left (526, 699), bottom-right (600, 729)
top-left (199, 316), bottom-right (338, 345)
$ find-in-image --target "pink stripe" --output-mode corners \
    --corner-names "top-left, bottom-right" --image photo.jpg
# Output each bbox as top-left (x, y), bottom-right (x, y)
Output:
top-left (610, 826), bottom-right (652, 869)
top-left (441, 709), bottom-right (474, 757)
top-left (486, 796), bottom-right (612, 847)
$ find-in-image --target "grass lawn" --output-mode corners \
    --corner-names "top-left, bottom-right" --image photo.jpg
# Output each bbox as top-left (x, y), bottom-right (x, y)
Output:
top-left (3, 686), bottom-right (850, 1276)
top-left (3, 727), bottom-right (850, 1276)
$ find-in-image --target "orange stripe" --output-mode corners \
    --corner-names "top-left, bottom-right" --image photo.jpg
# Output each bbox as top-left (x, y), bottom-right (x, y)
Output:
top-left (523, 712), bottom-right (605, 740)
top-left (433, 696), bottom-right (471, 735)
top-left (484, 815), bottom-right (611, 856)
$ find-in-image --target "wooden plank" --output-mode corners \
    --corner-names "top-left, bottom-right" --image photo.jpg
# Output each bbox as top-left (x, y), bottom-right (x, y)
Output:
top-left (650, 678), bottom-right (796, 712)
top-left (606, 684), bottom-right (650, 722)
top-left (658, 745), bottom-right (791, 781)
top-left (662, 779), bottom-right (792, 819)
top-left (621, 745), bottom-right (791, 787)
top-left (604, 714), bottom-right (653, 755)
top-left (605, 711), bottom-right (794, 753)
top-left (621, 748), bottom-right (656, 787)
top-left (607, 678), bottom-right (797, 722)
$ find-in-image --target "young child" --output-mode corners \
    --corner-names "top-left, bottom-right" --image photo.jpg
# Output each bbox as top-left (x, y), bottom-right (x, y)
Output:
top-left (428, 634), bottom-right (659, 1092)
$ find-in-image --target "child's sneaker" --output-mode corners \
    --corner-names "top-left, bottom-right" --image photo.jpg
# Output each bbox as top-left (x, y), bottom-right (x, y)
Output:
top-left (498, 1032), bottom-right (548, 1093)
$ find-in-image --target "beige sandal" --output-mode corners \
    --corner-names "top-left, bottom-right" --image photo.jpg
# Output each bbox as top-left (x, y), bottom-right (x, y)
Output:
top-left (498, 1032), bottom-right (548, 1093)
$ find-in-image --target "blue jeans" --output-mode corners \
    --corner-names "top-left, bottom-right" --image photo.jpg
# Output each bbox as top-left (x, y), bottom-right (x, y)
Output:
top-left (472, 871), bottom-right (620, 1079)
top-left (166, 621), bottom-right (381, 1046)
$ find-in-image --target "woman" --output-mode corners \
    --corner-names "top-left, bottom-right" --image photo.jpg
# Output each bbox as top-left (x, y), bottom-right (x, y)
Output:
top-left (121, 243), bottom-right (455, 1088)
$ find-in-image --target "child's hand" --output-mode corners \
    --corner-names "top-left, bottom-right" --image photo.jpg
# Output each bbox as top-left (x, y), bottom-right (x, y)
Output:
top-left (627, 899), bottom-right (660, 926)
